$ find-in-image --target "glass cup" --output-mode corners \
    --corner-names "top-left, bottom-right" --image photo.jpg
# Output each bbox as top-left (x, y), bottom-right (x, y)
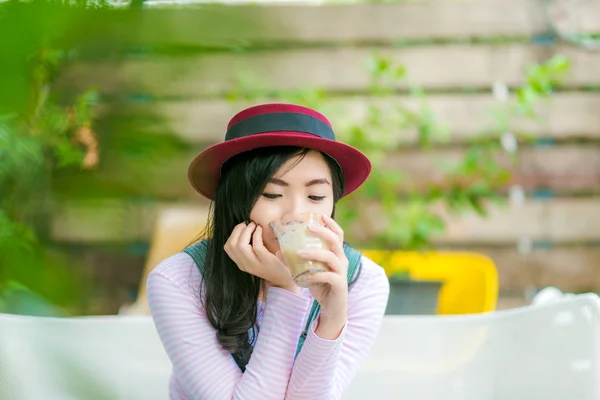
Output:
top-left (270, 212), bottom-right (330, 288)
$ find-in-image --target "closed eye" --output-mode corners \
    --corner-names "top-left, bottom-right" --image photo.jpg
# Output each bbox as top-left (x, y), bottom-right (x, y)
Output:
top-left (309, 195), bottom-right (326, 201)
top-left (262, 193), bottom-right (281, 199)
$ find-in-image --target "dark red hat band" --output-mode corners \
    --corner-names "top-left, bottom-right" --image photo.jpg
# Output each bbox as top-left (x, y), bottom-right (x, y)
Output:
top-left (225, 112), bottom-right (335, 141)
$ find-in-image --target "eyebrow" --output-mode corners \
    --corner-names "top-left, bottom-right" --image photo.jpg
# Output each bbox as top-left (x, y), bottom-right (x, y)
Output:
top-left (268, 178), bottom-right (331, 187)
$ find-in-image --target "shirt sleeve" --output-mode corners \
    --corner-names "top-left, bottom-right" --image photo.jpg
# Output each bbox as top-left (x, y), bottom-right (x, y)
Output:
top-left (147, 256), bottom-right (311, 400)
top-left (285, 257), bottom-right (390, 399)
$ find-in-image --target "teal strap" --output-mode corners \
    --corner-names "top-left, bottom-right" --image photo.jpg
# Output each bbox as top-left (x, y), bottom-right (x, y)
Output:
top-left (183, 239), bottom-right (208, 273)
top-left (183, 240), bottom-right (363, 360)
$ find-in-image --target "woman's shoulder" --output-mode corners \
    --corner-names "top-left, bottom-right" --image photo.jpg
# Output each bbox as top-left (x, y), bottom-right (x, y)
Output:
top-left (149, 251), bottom-right (203, 292)
top-left (343, 253), bottom-right (390, 314)
top-left (353, 254), bottom-right (390, 296)
top-left (360, 254), bottom-right (389, 280)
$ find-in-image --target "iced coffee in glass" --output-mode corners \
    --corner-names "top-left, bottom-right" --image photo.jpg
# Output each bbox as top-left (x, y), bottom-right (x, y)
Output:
top-left (270, 212), bottom-right (330, 288)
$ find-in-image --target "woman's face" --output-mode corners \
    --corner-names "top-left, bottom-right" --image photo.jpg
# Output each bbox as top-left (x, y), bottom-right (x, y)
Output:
top-left (249, 150), bottom-right (335, 254)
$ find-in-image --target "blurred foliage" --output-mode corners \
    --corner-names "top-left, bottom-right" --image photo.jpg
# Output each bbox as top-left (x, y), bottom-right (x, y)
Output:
top-left (0, 0), bottom-right (105, 314)
top-left (228, 53), bottom-right (571, 250)
top-left (0, 0), bottom-right (288, 315)
top-left (341, 53), bottom-right (571, 250)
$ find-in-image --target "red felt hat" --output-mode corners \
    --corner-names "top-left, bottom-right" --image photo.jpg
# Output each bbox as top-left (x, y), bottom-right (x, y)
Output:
top-left (188, 103), bottom-right (371, 200)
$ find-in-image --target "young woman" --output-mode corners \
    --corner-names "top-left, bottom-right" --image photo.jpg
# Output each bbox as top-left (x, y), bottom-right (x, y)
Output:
top-left (147, 103), bottom-right (390, 399)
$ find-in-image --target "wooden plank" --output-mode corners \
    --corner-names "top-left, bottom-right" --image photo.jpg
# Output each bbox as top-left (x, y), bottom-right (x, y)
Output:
top-left (479, 247), bottom-right (600, 293)
top-left (385, 145), bottom-right (600, 194)
top-left (107, 93), bottom-right (600, 144)
top-left (50, 200), bottom-right (207, 243)
top-left (89, 0), bottom-right (600, 46)
top-left (434, 198), bottom-right (600, 245)
top-left (58, 44), bottom-right (600, 97)
top-left (51, 198), bottom-right (600, 244)
top-left (55, 144), bottom-right (600, 199)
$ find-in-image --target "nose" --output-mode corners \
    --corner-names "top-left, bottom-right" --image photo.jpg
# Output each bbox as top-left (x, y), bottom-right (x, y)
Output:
top-left (281, 197), bottom-right (308, 223)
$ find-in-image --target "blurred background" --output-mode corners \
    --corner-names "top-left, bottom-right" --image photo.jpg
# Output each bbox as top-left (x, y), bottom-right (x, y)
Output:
top-left (1, 0), bottom-right (599, 317)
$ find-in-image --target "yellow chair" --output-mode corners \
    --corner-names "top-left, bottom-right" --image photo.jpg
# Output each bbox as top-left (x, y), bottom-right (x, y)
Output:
top-left (360, 250), bottom-right (498, 315)
top-left (120, 206), bottom-right (208, 315)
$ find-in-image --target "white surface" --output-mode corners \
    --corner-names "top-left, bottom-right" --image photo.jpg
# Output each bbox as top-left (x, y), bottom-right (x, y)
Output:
top-left (1, 294), bottom-right (599, 399)
top-left (0, 315), bottom-right (171, 399)
top-left (347, 293), bottom-right (600, 400)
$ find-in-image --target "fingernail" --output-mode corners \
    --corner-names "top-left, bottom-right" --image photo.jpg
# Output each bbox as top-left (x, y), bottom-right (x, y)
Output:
top-left (308, 223), bottom-right (318, 231)
top-left (297, 250), bottom-right (308, 256)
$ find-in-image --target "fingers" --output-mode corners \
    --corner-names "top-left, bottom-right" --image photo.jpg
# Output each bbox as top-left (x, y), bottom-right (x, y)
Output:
top-left (226, 222), bottom-right (248, 247)
top-left (225, 222), bottom-right (258, 272)
top-left (322, 214), bottom-right (344, 243)
top-left (251, 225), bottom-right (263, 248)
top-left (308, 223), bottom-right (344, 258)
top-left (298, 248), bottom-right (345, 274)
top-left (252, 225), bottom-right (287, 267)
top-left (304, 271), bottom-right (343, 286)
top-left (238, 222), bottom-right (256, 247)
top-left (252, 225), bottom-right (270, 258)
top-left (223, 222), bottom-right (294, 287)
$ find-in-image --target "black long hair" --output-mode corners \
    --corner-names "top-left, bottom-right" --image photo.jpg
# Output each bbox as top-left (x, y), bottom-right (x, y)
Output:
top-left (200, 146), bottom-right (345, 366)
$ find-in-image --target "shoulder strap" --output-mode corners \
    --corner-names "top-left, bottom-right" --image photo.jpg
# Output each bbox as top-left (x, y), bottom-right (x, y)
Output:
top-left (295, 244), bottom-right (363, 357)
top-left (183, 239), bottom-right (209, 273)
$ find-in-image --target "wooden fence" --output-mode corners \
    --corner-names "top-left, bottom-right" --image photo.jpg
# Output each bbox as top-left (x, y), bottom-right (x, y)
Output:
top-left (54, 0), bottom-right (600, 300)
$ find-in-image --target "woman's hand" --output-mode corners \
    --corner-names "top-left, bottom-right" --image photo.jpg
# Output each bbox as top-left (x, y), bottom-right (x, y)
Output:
top-left (297, 214), bottom-right (349, 339)
top-left (224, 222), bottom-right (300, 295)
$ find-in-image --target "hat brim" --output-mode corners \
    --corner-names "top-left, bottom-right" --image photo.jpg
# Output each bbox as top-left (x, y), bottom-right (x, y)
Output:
top-left (188, 132), bottom-right (371, 200)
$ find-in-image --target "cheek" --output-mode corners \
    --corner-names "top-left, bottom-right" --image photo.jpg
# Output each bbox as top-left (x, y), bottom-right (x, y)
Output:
top-left (262, 228), bottom-right (279, 254)
top-left (250, 199), bottom-right (280, 253)
top-left (325, 199), bottom-right (335, 216)
top-left (250, 198), bottom-right (277, 225)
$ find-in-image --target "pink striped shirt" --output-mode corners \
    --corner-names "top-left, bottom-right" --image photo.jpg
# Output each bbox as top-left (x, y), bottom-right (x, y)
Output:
top-left (147, 252), bottom-right (390, 400)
